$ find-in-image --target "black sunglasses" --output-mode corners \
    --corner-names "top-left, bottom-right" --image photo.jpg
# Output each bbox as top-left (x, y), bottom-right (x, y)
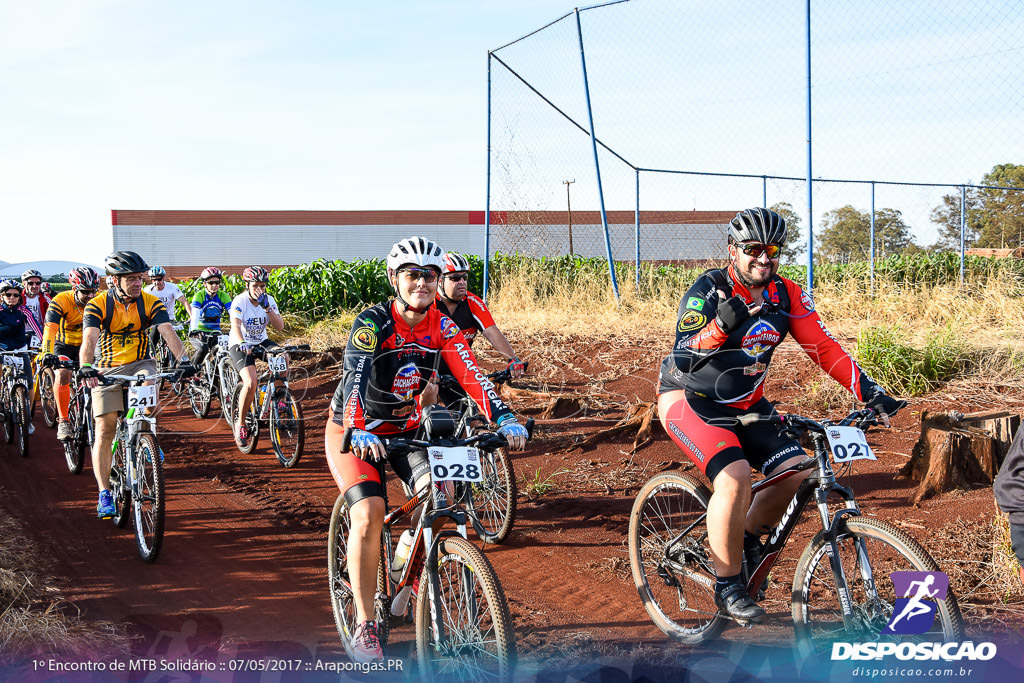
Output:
top-left (738, 242), bottom-right (782, 258)
top-left (446, 273), bottom-right (469, 282)
top-left (399, 268), bottom-right (439, 284)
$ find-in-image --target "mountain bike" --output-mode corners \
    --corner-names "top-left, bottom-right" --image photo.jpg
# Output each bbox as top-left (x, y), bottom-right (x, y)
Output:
top-left (231, 344), bottom-right (309, 467)
top-left (1, 349), bottom-right (35, 457)
top-left (33, 346), bottom-right (59, 429)
top-left (186, 332), bottom-right (231, 419)
top-left (437, 363), bottom-right (529, 544)
top-left (52, 357), bottom-right (93, 474)
top-left (100, 370), bottom-right (179, 563)
top-left (328, 410), bottom-right (516, 681)
top-left (628, 408), bottom-right (965, 653)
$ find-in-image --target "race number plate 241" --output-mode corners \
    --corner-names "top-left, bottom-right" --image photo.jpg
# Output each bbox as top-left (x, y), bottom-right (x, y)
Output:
top-left (127, 385), bottom-right (158, 410)
top-left (427, 446), bottom-right (483, 482)
top-left (825, 426), bottom-right (876, 463)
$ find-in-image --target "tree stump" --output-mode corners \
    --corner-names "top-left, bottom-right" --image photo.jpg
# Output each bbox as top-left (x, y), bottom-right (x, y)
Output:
top-left (898, 409), bottom-right (1020, 504)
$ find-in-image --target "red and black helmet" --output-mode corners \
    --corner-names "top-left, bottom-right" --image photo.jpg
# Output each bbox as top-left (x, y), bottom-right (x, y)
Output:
top-left (242, 266), bottom-right (269, 283)
top-left (442, 252), bottom-right (471, 274)
top-left (68, 266), bottom-right (100, 291)
top-left (200, 267), bottom-right (223, 281)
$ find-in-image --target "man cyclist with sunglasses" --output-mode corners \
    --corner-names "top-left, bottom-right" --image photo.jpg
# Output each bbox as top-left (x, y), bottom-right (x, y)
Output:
top-left (657, 207), bottom-right (906, 625)
top-left (41, 267), bottom-right (101, 440)
top-left (432, 252), bottom-right (525, 407)
top-left (325, 236), bottom-right (529, 662)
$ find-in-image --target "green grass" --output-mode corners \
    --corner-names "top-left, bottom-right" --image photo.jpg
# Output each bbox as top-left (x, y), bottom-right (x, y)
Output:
top-left (855, 325), bottom-right (975, 396)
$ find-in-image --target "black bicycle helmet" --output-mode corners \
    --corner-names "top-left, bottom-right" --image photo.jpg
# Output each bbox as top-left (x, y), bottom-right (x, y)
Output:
top-left (104, 250), bottom-right (150, 275)
top-left (728, 208), bottom-right (787, 245)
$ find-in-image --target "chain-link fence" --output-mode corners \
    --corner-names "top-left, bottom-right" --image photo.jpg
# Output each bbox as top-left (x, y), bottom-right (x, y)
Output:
top-left (487, 0), bottom-right (1024, 296)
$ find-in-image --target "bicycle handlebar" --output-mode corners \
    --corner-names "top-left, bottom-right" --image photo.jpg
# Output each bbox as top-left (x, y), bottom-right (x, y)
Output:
top-left (339, 417), bottom-right (535, 456)
top-left (437, 360), bottom-right (530, 390)
top-left (732, 408), bottom-right (883, 433)
top-left (94, 371), bottom-right (182, 386)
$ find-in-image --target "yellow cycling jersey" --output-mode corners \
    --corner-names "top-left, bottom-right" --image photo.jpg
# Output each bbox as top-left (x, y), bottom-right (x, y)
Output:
top-left (83, 290), bottom-right (170, 368)
top-left (43, 290), bottom-right (87, 349)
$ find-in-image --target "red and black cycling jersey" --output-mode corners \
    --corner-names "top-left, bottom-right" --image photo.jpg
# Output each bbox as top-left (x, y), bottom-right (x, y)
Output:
top-left (330, 300), bottom-right (513, 435)
top-left (659, 265), bottom-right (879, 409)
top-left (434, 292), bottom-right (495, 346)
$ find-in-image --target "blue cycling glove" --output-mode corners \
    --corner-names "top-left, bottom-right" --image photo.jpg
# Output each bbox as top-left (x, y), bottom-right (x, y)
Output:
top-left (350, 429), bottom-right (384, 459)
top-left (497, 419), bottom-right (528, 442)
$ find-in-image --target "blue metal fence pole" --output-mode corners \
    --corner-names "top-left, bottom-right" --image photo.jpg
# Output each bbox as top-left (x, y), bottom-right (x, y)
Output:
top-left (805, 0), bottom-right (814, 293)
top-left (870, 182), bottom-right (876, 293)
top-left (575, 8), bottom-right (619, 301)
top-left (762, 176), bottom-right (767, 207)
top-left (635, 169), bottom-right (640, 288)
top-left (484, 52), bottom-right (493, 301)
top-left (960, 185), bottom-right (966, 284)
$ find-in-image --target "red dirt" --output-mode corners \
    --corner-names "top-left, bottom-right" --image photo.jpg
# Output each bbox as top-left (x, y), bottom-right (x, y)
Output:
top-left (1, 338), bottom-right (1023, 679)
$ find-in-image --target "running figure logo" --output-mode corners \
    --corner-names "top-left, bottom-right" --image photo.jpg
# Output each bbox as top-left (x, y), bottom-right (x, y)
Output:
top-left (882, 571), bottom-right (949, 635)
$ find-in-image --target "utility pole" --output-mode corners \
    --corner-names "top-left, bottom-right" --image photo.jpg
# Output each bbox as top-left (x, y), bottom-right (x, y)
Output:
top-left (563, 179), bottom-right (576, 256)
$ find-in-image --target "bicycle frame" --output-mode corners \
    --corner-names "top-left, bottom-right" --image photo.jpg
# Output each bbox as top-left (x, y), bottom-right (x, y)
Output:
top-left (664, 416), bottom-right (875, 631)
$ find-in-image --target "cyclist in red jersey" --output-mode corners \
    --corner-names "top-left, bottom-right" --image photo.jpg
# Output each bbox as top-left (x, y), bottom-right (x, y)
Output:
top-left (658, 207), bottom-right (905, 624)
top-left (324, 237), bottom-right (528, 662)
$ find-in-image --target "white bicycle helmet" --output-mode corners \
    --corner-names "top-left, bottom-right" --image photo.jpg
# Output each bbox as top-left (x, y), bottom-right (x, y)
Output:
top-left (386, 236), bottom-right (445, 272)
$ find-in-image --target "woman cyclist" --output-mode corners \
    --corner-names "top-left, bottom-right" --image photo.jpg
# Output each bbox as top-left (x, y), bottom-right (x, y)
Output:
top-left (324, 236), bottom-right (529, 663)
top-left (228, 266), bottom-right (284, 448)
top-left (188, 267), bottom-right (232, 369)
top-left (41, 266), bottom-right (101, 440)
top-left (1, 279), bottom-right (40, 434)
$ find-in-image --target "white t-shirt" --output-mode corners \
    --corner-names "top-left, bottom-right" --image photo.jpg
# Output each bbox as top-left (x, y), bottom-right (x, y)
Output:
top-left (229, 292), bottom-right (279, 344)
top-left (23, 294), bottom-right (43, 326)
top-left (144, 282), bottom-right (184, 317)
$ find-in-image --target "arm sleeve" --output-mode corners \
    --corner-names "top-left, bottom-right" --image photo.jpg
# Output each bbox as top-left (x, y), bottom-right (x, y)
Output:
top-left (337, 313), bottom-right (380, 430)
top-left (666, 276), bottom-right (730, 374)
top-left (83, 298), bottom-right (103, 329)
top-left (465, 294), bottom-right (497, 330)
top-left (785, 281), bottom-right (876, 401)
top-left (148, 299), bottom-right (171, 327)
top-left (440, 329), bottom-right (514, 424)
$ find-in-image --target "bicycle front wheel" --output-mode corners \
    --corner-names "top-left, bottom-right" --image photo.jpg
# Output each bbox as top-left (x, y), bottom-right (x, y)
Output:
top-left (792, 516), bottom-right (965, 655)
top-left (110, 437), bottom-right (132, 528)
top-left (132, 432), bottom-right (165, 562)
top-left (414, 535), bottom-right (516, 682)
top-left (327, 495), bottom-right (390, 661)
top-left (218, 358), bottom-right (237, 420)
top-left (1, 389), bottom-right (12, 444)
top-left (188, 372), bottom-right (212, 419)
top-left (13, 385), bottom-right (30, 457)
top-left (40, 370), bottom-right (57, 428)
top-left (63, 395), bottom-right (85, 474)
top-left (468, 446), bottom-right (517, 544)
top-left (628, 472), bottom-right (726, 643)
top-left (269, 388), bottom-right (303, 468)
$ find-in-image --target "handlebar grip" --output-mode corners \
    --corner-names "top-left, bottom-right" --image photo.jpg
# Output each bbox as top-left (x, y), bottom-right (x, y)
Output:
top-left (525, 417), bottom-right (535, 439)
top-left (341, 427), bottom-right (353, 454)
top-left (736, 413), bottom-right (761, 427)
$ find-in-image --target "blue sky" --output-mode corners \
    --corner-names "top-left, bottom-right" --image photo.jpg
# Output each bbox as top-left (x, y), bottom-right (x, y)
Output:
top-left (0, 0), bottom-right (554, 265)
top-left (2, 0), bottom-right (1022, 266)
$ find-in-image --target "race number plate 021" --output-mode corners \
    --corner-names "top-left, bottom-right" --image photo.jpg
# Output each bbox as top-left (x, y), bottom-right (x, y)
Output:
top-left (127, 384), bottom-right (158, 410)
top-left (825, 426), bottom-right (876, 463)
top-left (427, 446), bottom-right (483, 482)
top-left (268, 355), bottom-right (287, 373)
top-left (218, 335), bottom-right (230, 350)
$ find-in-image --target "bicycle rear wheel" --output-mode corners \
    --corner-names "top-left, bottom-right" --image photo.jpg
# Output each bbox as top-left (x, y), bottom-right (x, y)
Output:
top-left (13, 385), bottom-right (30, 457)
top-left (628, 472), bottom-right (726, 643)
top-left (40, 370), bottom-right (57, 428)
top-left (63, 395), bottom-right (85, 474)
top-left (270, 388), bottom-right (304, 467)
top-left (468, 446), bottom-right (517, 544)
top-left (132, 432), bottom-right (165, 562)
top-left (792, 516), bottom-right (965, 655)
top-left (188, 371), bottom-right (212, 419)
top-left (218, 357), bottom-right (237, 420)
top-left (110, 437), bottom-right (132, 528)
top-left (414, 535), bottom-right (515, 682)
top-left (231, 384), bottom-right (259, 454)
top-left (327, 495), bottom-right (390, 660)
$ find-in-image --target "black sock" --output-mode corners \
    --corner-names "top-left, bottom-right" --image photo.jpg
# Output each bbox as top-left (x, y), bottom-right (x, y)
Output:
top-left (715, 573), bottom-right (742, 591)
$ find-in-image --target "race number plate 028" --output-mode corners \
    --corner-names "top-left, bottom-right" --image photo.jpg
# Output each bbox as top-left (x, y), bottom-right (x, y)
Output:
top-left (127, 384), bottom-right (158, 410)
top-left (427, 446), bottom-right (483, 482)
top-left (218, 335), bottom-right (230, 350)
top-left (825, 426), bottom-right (876, 463)
top-left (268, 355), bottom-right (287, 373)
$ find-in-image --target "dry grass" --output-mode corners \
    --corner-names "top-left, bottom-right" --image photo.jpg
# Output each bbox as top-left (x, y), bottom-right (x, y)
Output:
top-left (0, 511), bottom-right (128, 666)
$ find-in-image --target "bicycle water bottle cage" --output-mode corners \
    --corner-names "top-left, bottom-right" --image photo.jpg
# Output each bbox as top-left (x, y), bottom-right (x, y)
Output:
top-left (421, 405), bottom-right (458, 440)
